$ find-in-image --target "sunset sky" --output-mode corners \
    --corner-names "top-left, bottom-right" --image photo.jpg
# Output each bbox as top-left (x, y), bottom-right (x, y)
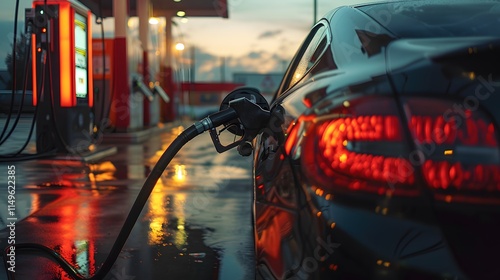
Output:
top-left (174, 0), bottom-right (368, 81)
top-left (0, 0), bottom-right (371, 81)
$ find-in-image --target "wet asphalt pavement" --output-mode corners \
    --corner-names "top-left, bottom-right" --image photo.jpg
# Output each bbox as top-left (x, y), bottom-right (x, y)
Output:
top-left (0, 119), bottom-right (255, 280)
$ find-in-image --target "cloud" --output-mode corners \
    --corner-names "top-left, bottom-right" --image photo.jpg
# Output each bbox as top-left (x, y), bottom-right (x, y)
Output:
top-left (247, 51), bottom-right (262, 59)
top-left (226, 53), bottom-right (287, 75)
top-left (257, 30), bottom-right (282, 39)
top-left (187, 47), bottom-right (287, 82)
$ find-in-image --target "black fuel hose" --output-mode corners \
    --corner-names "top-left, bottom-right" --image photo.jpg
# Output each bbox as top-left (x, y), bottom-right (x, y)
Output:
top-left (3, 108), bottom-right (238, 280)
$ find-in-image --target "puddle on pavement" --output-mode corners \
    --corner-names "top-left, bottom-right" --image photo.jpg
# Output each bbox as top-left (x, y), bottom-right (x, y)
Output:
top-left (0, 193), bottom-right (60, 230)
top-left (0, 127), bottom-right (254, 280)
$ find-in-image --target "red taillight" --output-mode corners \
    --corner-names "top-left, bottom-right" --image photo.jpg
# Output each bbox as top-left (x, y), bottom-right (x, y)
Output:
top-left (422, 160), bottom-right (500, 191)
top-left (317, 116), bottom-right (412, 186)
top-left (297, 97), bottom-right (500, 198)
top-left (300, 98), bottom-right (416, 195)
top-left (405, 98), bottom-right (500, 194)
top-left (411, 115), bottom-right (497, 147)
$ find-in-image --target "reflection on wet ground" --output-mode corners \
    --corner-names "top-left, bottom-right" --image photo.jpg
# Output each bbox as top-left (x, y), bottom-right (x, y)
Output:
top-left (0, 122), bottom-right (254, 280)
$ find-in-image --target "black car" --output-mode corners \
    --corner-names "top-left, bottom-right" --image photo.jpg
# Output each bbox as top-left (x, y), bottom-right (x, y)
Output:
top-left (252, 1), bottom-right (500, 279)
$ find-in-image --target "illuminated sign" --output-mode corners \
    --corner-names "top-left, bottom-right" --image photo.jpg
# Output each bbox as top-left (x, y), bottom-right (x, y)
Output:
top-left (75, 12), bottom-right (87, 99)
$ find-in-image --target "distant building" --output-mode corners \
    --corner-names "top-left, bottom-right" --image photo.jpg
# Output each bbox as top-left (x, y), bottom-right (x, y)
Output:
top-left (233, 72), bottom-right (283, 100)
top-left (179, 82), bottom-right (244, 119)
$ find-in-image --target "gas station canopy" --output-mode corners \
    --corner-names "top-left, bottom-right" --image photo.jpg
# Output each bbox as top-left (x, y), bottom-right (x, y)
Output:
top-left (79, 0), bottom-right (229, 18)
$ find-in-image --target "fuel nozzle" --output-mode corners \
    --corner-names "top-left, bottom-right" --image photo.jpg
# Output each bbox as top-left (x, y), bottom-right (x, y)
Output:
top-left (194, 87), bottom-right (271, 155)
top-left (132, 75), bottom-right (154, 102)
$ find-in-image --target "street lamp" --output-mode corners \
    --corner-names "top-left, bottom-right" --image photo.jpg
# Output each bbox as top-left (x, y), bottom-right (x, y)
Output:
top-left (149, 17), bottom-right (159, 25)
top-left (175, 42), bottom-right (185, 51)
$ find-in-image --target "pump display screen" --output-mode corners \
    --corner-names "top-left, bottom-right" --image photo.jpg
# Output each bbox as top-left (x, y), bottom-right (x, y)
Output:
top-left (74, 13), bottom-right (87, 99)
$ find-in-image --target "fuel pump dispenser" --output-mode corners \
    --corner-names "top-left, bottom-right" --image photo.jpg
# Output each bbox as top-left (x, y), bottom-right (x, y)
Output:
top-left (31, 0), bottom-right (94, 154)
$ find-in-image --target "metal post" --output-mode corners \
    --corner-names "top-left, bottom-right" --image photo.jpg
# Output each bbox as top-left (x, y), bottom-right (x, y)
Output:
top-left (190, 46), bottom-right (195, 83)
top-left (138, 0), bottom-right (152, 126)
top-left (220, 57), bottom-right (225, 82)
top-left (313, 0), bottom-right (317, 24)
top-left (112, 0), bottom-right (131, 130)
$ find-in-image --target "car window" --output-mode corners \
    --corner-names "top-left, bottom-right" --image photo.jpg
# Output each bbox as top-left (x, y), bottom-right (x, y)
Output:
top-left (331, 7), bottom-right (395, 68)
top-left (278, 24), bottom-right (329, 96)
top-left (290, 28), bottom-right (327, 85)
